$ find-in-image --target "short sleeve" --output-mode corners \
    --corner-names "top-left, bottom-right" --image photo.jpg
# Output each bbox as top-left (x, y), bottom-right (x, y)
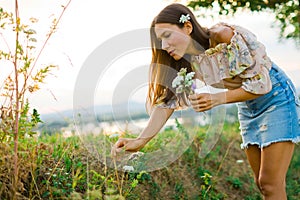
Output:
top-left (227, 33), bottom-right (272, 94)
top-left (202, 23), bottom-right (272, 94)
top-left (155, 95), bottom-right (179, 109)
top-left (148, 93), bottom-right (190, 113)
top-left (241, 65), bottom-right (272, 94)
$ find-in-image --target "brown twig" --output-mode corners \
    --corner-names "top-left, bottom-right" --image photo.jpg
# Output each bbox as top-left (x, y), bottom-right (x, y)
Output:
top-left (12, 0), bottom-right (20, 199)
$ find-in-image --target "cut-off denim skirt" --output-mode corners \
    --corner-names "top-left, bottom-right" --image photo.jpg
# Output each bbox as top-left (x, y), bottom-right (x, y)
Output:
top-left (237, 63), bottom-right (300, 149)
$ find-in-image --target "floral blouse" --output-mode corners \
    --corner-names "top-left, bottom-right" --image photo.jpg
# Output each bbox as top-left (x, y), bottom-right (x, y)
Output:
top-left (156, 22), bottom-right (273, 110)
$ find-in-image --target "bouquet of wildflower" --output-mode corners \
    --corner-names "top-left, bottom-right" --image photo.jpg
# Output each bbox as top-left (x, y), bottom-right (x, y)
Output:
top-left (172, 68), bottom-right (196, 106)
top-left (172, 68), bottom-right (196, 95)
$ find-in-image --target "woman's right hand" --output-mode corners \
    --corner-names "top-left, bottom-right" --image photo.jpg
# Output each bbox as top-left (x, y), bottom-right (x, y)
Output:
top-left (111, 137), bottom-right (147, 157)
top-left (111, 107), bottom-right (174, 157)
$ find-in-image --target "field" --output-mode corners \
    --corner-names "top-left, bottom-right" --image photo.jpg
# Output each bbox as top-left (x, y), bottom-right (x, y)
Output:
top-left (0, 121), bottom-right (300, 200)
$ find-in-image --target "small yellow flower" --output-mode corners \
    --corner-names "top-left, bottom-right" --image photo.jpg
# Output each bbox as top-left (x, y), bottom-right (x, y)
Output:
top-left (28, 84), bottom-right (40, 93)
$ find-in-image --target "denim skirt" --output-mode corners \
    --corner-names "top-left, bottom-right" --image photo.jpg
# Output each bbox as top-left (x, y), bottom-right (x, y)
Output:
top-left (237, 63), bottom-right (300, 149)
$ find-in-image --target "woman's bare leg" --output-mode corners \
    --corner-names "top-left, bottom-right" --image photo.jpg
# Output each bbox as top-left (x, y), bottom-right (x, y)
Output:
top-left (244, 145), bottom-right (262, 190)
top-left (259, 142), bottom-right (294, 200)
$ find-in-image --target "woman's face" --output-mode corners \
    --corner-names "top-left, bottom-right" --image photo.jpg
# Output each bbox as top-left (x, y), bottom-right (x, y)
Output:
top-left (154, 23), bottom-right (191, 60)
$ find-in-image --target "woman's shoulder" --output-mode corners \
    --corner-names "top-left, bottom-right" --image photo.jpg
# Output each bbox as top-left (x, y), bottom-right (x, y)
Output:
top-left (210, 22), bottom-right (260, 47)
top-left (209, 23), bottom-right (234, 47)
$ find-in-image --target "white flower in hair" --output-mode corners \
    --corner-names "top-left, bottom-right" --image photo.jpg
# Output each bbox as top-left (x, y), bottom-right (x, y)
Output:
top-left (179, 14), bottom-right (190, 23)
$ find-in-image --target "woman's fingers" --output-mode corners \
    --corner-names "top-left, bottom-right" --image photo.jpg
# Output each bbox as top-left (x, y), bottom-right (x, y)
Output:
top-left (111, 138), bottom-right (139, 157)
top-left (189, 93), bottom-right (210, 111)
top-left (111, 138), bottom-right (127, 157)
top-left (115, 138), bottom-right (126, 148)
top-left (111, 138), bottom-right (147, 157)
top-left (189, 93), bottom-right (207, 103)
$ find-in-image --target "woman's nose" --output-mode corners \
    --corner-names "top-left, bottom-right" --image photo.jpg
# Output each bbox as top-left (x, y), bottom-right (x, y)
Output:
top-left (161, 39), bottom-right (169, 51)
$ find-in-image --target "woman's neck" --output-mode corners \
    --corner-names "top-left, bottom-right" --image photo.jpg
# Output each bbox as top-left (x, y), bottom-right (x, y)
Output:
top-left (187, 41), bottom-right (205, 55)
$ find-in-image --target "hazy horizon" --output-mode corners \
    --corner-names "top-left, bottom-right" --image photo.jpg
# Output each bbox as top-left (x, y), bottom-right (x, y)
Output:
top-left (1, 0), bottom-right (299, 115)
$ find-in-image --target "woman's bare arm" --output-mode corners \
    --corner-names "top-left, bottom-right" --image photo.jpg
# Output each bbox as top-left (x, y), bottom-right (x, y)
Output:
top-left (189, 87), bottom-right (262, 112)
top-left (137, 107), bottom-right (174, 142)
top-left (111, 107), bottom-right (174, 155)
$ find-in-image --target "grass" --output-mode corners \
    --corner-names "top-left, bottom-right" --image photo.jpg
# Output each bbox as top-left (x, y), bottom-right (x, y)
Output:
top-left (0, 122), bottom-right (299, 199)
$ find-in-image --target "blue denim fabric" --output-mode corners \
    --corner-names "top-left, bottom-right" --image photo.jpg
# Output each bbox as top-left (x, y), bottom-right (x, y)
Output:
top-left (237, 63), bottom-right (300, 149)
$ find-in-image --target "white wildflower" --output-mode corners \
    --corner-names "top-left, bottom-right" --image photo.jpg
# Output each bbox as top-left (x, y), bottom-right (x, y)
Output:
top-left (185, 72), bottom-right (195, 80)
top-left (128, 152), bottom-right (145, 161)
top-left (123, 165), bottom-right (134, 172)
top-left (172, 75), bottom-right (184, 88)
top-left (176, 85), bottom-right (184, 93)
top-left (109, 133), bottom-right (119, 138)
top-left (172, 68), bottom-right (195, 94)
top-left (179, 14), bottom-right (191, 23)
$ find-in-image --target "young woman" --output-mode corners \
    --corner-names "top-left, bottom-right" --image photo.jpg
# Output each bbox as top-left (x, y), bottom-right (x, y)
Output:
top-left (111, 3), bottom-right (300, 199)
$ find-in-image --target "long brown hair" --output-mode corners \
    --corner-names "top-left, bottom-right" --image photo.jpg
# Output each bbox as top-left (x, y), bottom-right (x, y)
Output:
top-left (147, 3), bottom-right (210, 111)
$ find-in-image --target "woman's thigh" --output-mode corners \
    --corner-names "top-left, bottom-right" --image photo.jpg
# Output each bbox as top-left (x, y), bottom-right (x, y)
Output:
top-left (260, 141), bottom-right (295, 183)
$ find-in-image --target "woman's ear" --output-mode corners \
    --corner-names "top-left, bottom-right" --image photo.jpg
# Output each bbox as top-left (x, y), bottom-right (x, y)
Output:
top-left (184, 21), bottom-right (193, 35)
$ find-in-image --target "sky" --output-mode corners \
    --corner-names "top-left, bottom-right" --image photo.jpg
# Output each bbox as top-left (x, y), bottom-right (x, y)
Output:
top-left (1, 0), bottom-right (300, 115)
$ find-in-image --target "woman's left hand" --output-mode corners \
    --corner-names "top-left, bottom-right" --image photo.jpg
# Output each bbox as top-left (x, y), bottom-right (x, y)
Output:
top-left (188, 93), bottom-right (221, 112)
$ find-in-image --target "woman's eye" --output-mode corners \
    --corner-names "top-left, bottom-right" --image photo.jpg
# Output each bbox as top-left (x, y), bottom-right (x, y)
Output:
top-left (164, 33), bottom-right (171, 38)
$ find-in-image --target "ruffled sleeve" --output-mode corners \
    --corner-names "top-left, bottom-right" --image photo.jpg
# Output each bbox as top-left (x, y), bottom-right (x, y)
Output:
top-left (199, 23), bottom-right (273, 94)
top-left (146, 90), bottom-right (190, 114)
top-left (155, 95), bottom-right (179, 109)
top-left (146, 95), bottom-right (178, 115)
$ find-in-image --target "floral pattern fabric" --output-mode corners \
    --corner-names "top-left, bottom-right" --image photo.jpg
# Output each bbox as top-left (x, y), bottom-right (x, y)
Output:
top-left (192, 22), bottom-right (272, 94)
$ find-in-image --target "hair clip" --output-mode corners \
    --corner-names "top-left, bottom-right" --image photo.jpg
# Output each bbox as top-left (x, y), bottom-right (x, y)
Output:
top-left (179, 14), bottom-right (190, 23)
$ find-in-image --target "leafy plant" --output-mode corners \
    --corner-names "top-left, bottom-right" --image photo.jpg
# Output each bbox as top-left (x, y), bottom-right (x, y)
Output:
top-left (0, 1), bottom-right (72, 199)
top-left (188, 0), bottom-right (300, 46)
top-left (226, 176), bottom-right (243, 189)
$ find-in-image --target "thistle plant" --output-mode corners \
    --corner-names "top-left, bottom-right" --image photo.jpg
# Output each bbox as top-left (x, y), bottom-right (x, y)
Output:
top-left (172, 68), bottom-right (196, 95)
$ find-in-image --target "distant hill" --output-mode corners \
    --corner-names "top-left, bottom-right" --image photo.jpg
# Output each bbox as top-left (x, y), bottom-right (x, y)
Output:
top-left (40, 101), bottom-right (147, 122)
top-left (38, 101), bottom-right (148, 135)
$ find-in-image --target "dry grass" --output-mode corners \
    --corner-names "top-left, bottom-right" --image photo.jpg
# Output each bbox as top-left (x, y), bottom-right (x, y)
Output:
top-left (0, 123), bottom-right (299, 199)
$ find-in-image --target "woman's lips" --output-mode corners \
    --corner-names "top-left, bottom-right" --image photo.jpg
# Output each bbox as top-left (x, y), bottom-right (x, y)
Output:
top-left (168, 50), bottom-right (175, 56)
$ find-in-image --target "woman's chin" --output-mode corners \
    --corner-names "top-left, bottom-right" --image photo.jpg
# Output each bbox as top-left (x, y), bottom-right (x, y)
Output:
top-left (172, 54), bottom-right (182, 61)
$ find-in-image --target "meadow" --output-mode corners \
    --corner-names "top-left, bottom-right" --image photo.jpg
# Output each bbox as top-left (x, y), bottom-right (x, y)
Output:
top-left (1, 121), bottom-right (299, 200)
top-left (1, 1), bottom-right (300, 199)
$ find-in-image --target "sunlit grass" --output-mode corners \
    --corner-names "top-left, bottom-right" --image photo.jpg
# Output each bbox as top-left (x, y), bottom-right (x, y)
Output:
top-left (0, 122), bottom-right (299, 199)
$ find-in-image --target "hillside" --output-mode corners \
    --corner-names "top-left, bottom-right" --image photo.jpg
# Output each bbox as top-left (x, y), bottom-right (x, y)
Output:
top-left (1, 122), bottom-right (299, 199)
